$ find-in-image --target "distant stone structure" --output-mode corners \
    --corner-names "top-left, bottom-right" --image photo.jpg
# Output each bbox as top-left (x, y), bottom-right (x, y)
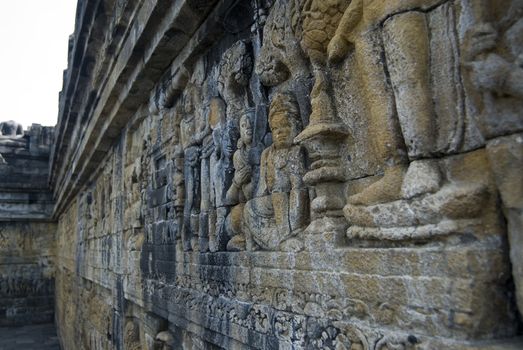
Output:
top-left (1, 0), bottom-right (522, 349)
top-left (0, 120), bottom-right (23, 137)
top-left (0, 123), bottom-right (55, 326)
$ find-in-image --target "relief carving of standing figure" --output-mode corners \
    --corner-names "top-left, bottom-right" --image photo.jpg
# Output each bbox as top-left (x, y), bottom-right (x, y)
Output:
top-left (218, 40), bottom-right (253, 121)
top-left (203, 97), bottom-right (226, 252)
top-left (243, 92), bottom-right (309, 251)
top-left (180, 84), bottom-right (203, 251)
top-left (228, 111), bottom-right (255, 204)
top-left (225, 109), bottom-right (257, 251)
top-left (203, 96), bottom-right (241, 252)
top-left (328, 0), bottom-right (447, 205)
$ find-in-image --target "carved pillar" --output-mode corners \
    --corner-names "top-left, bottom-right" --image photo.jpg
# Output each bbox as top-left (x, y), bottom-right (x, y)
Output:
top-left (294, 70), bottom-right (349, 240)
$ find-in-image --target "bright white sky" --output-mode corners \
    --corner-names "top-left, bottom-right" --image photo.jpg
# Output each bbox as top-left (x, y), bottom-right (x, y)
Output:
top-left (0, 1), bottom-right (77, 129)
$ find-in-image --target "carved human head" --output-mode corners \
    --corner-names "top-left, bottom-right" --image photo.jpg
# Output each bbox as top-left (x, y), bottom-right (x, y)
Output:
top-left (182, 83), bottom-right (200, 116)
top-left (255, 0), bottom-right (291, 86)
top-left (222, 120), bottom-right (240, 157)
top-left (269, 92), bottom-right (302, 149)
top-left (239, 110), bottom-right (254, 145)
top-left (208, 97), bottom-right (226, 130)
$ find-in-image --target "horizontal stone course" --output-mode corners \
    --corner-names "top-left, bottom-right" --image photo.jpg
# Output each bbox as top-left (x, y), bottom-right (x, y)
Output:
top-left (16, 0), bottom-right (520, 349)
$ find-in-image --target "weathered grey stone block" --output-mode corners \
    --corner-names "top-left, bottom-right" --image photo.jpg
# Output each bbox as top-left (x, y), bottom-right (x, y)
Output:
top-left (3, 0), bottom-right (518, 349)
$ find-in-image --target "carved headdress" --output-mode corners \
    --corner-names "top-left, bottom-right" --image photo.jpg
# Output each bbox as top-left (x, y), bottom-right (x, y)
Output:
top-left (269, 92), bottom-right (303, 134)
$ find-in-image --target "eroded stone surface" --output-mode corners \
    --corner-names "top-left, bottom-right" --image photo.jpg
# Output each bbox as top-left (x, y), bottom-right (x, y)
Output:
top-left (0, 123), bottom-right (56, 327)
top-left (38, 0), bottom-right (523, 349)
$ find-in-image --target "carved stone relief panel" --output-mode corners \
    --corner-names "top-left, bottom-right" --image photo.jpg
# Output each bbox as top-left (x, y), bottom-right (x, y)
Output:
top-left (123, 319), bottom-right (142, 350)
top-left (54, 0), bottom-right (523, 349)
top-left (242, 92), bottom-right (309, 251)
top-left (460, 0), bottom-right (523, 318)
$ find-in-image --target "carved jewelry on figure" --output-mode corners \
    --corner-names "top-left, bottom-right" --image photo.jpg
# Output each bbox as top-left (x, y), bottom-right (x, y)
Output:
top-left (242, 92), bottom-right (309, 251)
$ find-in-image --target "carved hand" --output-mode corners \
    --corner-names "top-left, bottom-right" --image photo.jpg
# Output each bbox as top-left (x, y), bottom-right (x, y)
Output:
top-left (465, 23), bottom-right (497, 61)
top-left (466, 53), bottom-right (512, 93)
top-left (327, 34), bottom-right (350, 63)
top-left (234, 167), bottom-right (251, 185)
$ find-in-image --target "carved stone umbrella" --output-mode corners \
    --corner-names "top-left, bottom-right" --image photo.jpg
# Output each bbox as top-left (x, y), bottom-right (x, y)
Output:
top-left (293, 0), bottom-right (351, 240)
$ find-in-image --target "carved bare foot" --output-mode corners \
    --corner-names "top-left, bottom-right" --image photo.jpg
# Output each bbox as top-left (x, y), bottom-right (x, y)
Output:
top-left (279, 237), bottom-right (303, 252)
top-left (348, 165), bottom-right (407, 206)
top-left (401, 160), bottom-right (441, 199)
top-left (183, 239), bottom-right (192, 252)
top-left (190, 237), bottom-right (200, 252)
top-left (208, 235), bottom-right (218, 252)
top-left (226, 234), bottom-right (246, 251)
top-left (327, 34), bottom-right (350, 63)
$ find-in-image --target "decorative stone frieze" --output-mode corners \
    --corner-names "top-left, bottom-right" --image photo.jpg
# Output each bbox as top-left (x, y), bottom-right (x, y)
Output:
top-left (48, 0), bottom-right (523, 349)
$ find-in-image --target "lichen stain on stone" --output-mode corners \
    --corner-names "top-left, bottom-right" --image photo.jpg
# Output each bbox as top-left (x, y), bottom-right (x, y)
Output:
top-left (2, 0), bottom-right (523, 349)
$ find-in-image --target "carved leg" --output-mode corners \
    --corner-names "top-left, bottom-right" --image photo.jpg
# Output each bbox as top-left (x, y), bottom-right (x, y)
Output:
top-left (225, 204), bottom-right (246, 251)
top-left (381, 11), bottom-right (442, 199)
top-left (348, 164), bottom-right (407, 205)
top-left (383, 11), bottom-right (434, 160)
top-left (190, 165), bottom-right (201, 251)
top-left (347, 32), bottom-right (408, 206)
top-left (208, 208), bottom-right (217, 252)
top-left (199, 157), bottom-right (210, 252)
top-left (183, 166), bottom-right (194, 251)
top-left (215, 207), bottom-right (229, 251)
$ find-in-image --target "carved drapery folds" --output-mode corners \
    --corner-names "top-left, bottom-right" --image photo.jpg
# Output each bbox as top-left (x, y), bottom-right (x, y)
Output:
top-left (140, 0), bottom-right (520, 320)
top-left (242, 92), bottom-right (309, 251)
top-left (56, 0), bottom-right (523, 348)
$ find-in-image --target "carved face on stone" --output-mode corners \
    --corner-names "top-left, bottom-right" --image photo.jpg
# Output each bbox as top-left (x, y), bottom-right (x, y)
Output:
top-left (184, 98), bottom-right (194, 116)
top-left (208, 97), bottom-right (225, 130)
top-left (183, 84), bottom-right (200, 116)
top-left (222, 122), bottom-right (239, 158)
top-left (230, 42), bottom-right (253, 87)
top-left (271, 113), bottom-right (293, 149)
top-left (239, 113), bottom-right (253, 145)
top-left (269, 93), bottom-right (302, 149)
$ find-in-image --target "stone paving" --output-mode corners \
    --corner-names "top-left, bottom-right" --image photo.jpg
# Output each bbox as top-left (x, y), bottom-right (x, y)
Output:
top-left (0, 323), bottom-right (60, 350)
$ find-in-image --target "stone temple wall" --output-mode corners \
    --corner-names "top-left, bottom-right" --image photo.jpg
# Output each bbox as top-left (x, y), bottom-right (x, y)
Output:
top-left (50, 0), bottom-right (523, 349)
top-left (0, 122), bottom-right (56, 326)
top-left (0, 222), bottom-right (56, 326)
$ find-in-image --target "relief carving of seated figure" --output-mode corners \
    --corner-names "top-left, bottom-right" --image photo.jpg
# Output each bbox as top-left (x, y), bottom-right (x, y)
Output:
top-left (243, 92), bottom-right (309, 251)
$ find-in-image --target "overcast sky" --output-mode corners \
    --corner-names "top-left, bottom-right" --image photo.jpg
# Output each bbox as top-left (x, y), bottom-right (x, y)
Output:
top-left (0, 1), bottom-right (77, 129)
